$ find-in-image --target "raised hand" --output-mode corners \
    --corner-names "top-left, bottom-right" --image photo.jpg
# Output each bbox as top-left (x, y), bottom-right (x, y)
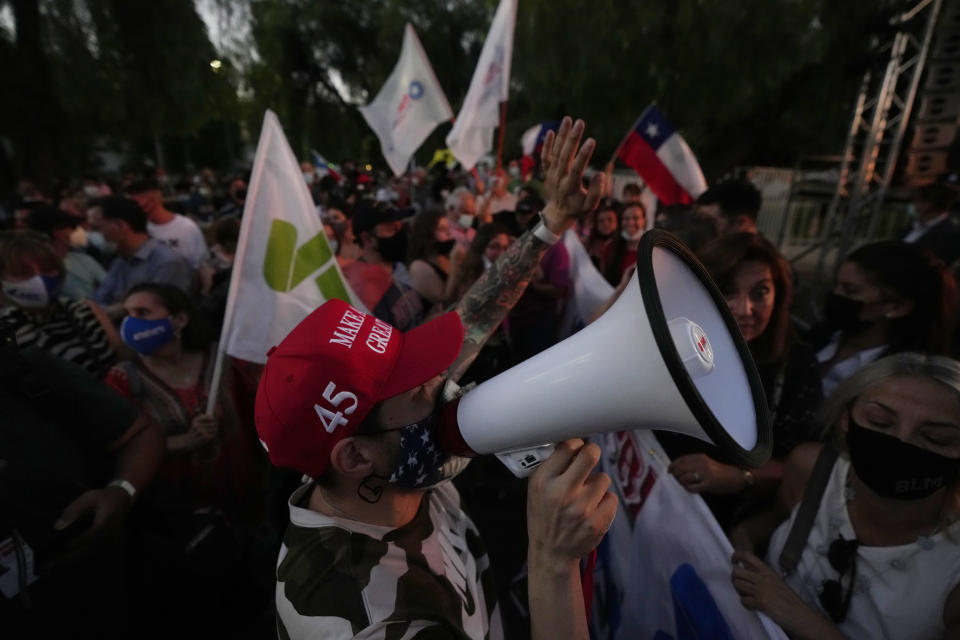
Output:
top-left (540, 116), bottom-right (605, 234)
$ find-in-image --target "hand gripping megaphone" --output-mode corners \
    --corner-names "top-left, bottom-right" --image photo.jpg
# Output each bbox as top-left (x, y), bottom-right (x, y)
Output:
top-left (437, 230), bottom-right (772, 477)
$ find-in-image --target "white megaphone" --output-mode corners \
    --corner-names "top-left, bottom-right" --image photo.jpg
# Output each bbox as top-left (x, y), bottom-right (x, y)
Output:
top-left (437, 230), bottom-right (771, 477)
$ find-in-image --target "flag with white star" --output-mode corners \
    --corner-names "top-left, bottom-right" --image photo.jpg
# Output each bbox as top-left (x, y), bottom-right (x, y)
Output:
top-left (615, 104), bottom-right (707, 206)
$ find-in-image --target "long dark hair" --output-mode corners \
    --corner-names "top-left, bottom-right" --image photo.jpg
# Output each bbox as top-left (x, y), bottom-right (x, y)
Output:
top-left (586, 198), bottom-right (620, 248)
top-left (845, 241), bottom-right (958, 354)
top-left (124, 282), bottom-right (212, 352)
top-left (603, 202), bottom-right (646, 285)
top-left (458, 223), bottom-right (510, 297)
top-left (697, 232), bottom-right (794, 365)
top-left (407, 209), bottom-right (445, 264)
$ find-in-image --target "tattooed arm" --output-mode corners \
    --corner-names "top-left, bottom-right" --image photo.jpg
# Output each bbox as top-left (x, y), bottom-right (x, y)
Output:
top-left (448, 230), bottom-right (549, 381)
top-left (447, 117), bottom-right (605, 382)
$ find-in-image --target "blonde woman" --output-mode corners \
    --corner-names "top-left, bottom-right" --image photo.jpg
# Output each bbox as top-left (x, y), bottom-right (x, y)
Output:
top-left (730, 353), bottom-right (960, 640)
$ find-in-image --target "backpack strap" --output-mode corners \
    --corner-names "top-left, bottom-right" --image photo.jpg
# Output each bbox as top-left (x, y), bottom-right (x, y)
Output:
top-left (778, 445), bottom-right (839, 576)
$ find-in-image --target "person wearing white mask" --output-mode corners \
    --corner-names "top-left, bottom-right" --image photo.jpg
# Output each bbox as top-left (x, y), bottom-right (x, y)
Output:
top-left (444, 186), bottom-right (478, 249)
top-left (85, 203), bottom-right (118, 264)
top-left (0, 231), bottom-right (126, 377)
top-left (27, 205), bottom-right (106, 299)
top-left (600, 202), bottom-right (646, 286)
top-left (82, 176), bottom-right (108, 199)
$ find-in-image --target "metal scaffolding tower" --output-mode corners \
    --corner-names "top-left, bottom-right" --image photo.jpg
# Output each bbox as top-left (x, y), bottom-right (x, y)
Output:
top-left (816, 0), bottom-right (943, 283)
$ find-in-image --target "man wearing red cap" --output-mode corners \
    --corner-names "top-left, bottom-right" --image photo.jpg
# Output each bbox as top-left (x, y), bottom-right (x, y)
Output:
top-left (256, 118), bottom-right (617, 640)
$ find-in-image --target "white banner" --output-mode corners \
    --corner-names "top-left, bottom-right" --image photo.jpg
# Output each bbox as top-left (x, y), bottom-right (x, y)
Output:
top-left (445, 0), bottom-right (517, 170)
top-left (563, 229), bottom-right (614, 326)
top-left (219, 110), bottom-right (361, 365)
top-left (590, 430), bottom-right (788, 640)
top-left (359, 24), bottom-right (453, 176)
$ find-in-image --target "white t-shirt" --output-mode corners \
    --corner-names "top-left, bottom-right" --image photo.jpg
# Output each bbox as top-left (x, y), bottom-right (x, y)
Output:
top-left (767, 457), bottom-right (960, 640)
top-left (148, 215), bottom-right (207, 269)
top-left (816, 332), bottom-right (887, 398)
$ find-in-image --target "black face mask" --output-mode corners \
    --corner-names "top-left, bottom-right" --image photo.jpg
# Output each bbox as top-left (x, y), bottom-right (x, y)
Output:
top-left (329, 221), bottom-right (349, 238)
top-left (824, 292), bottom-right (871, 334)
top-left (433, 239), bottom-right (456, 256)
top-left (846, 412), bottom-right (960, 500)
top-left (376, 231), bottom-right (408, 263)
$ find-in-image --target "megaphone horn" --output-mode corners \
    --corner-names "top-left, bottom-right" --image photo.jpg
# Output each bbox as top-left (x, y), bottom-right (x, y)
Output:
top-left (437, 230), bottom-right (771, 476)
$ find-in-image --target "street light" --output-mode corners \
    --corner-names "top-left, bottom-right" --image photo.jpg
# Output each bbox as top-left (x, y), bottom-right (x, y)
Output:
top-left (210, 59), bottom-right (223, 72)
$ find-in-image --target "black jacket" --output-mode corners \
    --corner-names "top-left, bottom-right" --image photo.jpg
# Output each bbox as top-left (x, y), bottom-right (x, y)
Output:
top-left (898, 216), bottom-right (960, 266)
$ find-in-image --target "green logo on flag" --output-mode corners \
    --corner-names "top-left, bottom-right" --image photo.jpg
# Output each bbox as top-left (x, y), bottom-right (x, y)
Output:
top-left (263, 220), bottom-right (350, 301)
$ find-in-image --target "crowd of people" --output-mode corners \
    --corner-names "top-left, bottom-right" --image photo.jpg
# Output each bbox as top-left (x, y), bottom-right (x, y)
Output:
top-left (3, 115), bottom-right (960, 640)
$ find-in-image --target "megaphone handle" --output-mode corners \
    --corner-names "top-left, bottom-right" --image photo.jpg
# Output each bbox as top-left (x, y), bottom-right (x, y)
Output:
top-left (494, 443), bottom-right (557, 478)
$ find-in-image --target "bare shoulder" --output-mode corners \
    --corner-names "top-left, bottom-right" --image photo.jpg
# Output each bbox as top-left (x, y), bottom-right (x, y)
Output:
top-left (408, 259), bottom-right (433, 276)
top-left (784, 442), bottom-right (824, 482)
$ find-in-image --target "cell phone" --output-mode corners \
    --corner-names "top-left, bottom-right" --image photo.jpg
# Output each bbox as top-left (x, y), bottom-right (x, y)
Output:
top-left (38, 511), bottom-right (96, 569)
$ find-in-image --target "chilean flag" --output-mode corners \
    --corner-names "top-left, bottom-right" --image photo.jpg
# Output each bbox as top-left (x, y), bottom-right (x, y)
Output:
top-left (520, 121), bottom-right (559, 156)
top-left (616, 105), bottom-right (707, 206)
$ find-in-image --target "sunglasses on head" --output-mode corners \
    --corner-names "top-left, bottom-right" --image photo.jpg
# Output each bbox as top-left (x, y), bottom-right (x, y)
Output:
top-left (819, 535), bottom-right (860, 623)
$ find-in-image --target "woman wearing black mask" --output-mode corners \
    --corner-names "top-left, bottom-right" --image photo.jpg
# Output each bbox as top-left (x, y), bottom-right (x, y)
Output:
top-left (813, 241), bottom-right (958, 397)
top-left (728, 353), bottom-right (960, 640)
top-left (408, 209), bottom-right (465, 313)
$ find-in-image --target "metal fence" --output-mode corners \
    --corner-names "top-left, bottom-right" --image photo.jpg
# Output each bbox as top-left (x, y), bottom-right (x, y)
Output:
top-left (745, 166), bottom-right (910, 268)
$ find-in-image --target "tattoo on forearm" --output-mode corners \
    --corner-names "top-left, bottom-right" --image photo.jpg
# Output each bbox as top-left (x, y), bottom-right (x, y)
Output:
top-left (448, 230), bottom-right (549, 381)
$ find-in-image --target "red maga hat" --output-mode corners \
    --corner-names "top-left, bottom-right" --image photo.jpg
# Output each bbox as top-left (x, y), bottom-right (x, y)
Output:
top-left (255, 299), bottom-right (463, 477)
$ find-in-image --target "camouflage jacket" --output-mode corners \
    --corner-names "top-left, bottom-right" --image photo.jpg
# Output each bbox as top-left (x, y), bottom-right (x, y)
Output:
top-left (276, 481), bottom-right (503, 640)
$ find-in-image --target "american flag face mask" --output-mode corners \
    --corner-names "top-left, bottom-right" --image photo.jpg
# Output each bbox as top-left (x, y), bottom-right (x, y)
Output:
top-left (378, 379), bottom-right (472, 490)
top-left (384, 413), bottom-right (453, 490)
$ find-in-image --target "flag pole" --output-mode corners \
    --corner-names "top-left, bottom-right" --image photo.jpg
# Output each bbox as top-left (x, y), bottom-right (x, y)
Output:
top-left (607, 104), bottom-right (655, 168)
top-left (408, 157), bottom-right (415, 206)
top-left (496, 100), bottom-right (508, 171)
top-left (204, 113), bottom-right (273, 415)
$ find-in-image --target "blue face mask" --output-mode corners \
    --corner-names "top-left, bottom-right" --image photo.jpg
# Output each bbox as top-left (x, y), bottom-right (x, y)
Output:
top-left (120, 316), bottom-right (175, 355)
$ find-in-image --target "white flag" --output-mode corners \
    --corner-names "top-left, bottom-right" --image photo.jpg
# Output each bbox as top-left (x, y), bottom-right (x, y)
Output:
top-left (359, 24), bottom-right (453, 176)
top-left (219, 110), bottom-right (362, 364)
top-left (445, 0), bottom-right (517, 170)
top-left (563, 229), bottom-right (614, 325)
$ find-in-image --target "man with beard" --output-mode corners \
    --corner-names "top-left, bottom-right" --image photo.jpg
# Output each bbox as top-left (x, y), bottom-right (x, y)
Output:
top-left (258, 117), bottom-right (617, 640)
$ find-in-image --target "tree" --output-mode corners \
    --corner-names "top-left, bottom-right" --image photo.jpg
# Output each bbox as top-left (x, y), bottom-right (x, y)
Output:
top-left (244, 0), bottom-right (490, 165)
top-left (0, 0), bottom-right (242, 185)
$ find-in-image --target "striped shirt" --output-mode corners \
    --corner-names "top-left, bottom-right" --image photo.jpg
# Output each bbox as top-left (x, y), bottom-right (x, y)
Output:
top-left (0, 297), bottom-right (117, 378)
